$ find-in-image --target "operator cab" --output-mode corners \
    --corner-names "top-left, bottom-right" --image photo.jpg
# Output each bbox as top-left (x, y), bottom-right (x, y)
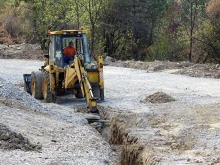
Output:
top-left (48, 30), bottom-right (91, 68)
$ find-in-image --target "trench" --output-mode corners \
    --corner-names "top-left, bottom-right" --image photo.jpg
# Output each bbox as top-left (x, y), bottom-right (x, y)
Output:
top-left (84, 106), bottom-right (154, 165)
top-left (58, 96), bottom-right (154, 165)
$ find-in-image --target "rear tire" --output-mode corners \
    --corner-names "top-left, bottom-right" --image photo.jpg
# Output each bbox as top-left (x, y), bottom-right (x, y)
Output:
top-left (42, 71), bottom-right (56, 103)
top-left (31, 71), bottom-right (43, 100)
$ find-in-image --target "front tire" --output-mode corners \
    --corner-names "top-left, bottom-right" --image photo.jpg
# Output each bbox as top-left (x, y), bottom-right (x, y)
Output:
top-left (31, 71), bottom-right (43, 100)
top-left (42, 71), bottom-right (56, 103)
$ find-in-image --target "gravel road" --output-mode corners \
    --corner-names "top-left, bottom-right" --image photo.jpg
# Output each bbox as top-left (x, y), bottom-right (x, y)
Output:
top-left (0, 59), bottom-right (118, 164)
top-left (1, 59), bottom-right (220, 164)
top-left (103, 66), bottom-right (220, 112)
top-left (2, 59), bottom-right (220, 112)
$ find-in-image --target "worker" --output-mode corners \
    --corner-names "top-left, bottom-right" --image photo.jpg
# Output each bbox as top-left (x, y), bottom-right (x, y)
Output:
top-left (63, 41), bottom-right (76, 64)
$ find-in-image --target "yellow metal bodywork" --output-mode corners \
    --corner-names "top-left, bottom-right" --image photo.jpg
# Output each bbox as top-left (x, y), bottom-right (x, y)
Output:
top-left (98, 56), bottom-right (104, 89)
top-left (44, 55), bottom-right (103, 112)
top-left (43, 29), bottom-right (104, 112)
top-left (65, 67), bottom-right (78, 88)
top-left (49, 30), bottom-right (87, 35)
top-left (88, 72), bottom-right (99, 83)
top-left (72, 56), bottom-right (98, 111)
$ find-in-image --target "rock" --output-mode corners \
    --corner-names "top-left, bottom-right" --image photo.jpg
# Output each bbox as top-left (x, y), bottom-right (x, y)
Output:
top-left (176, 61), bottom-right (191, 68)
top-left (134, 61), bottom-right (144, 69)
top-left (214, 71), bottom-right (220, 78)
top-left (104, 56), bottom-right (116, 62)
top-left (153, 65), bottom-right (165, 71)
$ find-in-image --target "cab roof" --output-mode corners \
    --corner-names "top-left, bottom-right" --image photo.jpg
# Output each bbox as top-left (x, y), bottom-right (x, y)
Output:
top-left (48, 30), bottom-right (86, 35)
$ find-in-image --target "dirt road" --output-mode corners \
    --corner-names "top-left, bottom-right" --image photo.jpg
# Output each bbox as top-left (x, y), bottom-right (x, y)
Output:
top-left (1, 59), bottom-right (220, 164)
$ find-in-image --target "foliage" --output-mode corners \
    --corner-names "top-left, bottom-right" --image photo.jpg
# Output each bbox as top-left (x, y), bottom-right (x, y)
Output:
top-left (149, 35), bottom-right (172, 60)
top-left (0, 0), bottom-right (220, 63)
top-left (98, 0), bottom-right (170, 60)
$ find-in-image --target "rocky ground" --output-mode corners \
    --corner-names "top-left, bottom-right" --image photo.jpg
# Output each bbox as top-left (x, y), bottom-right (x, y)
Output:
top-left (0, 77), bottom-right (118, 164)
top-left (0, 44), bottom-right (45, 60)
top-left (105, 58), bottom-right (220, 79)
top-left (1, 44), bottom-right (220, 164)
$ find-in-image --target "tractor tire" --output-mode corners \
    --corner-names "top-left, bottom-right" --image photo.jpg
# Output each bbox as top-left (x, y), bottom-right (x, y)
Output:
top-left (42, 71), bottom-right (56, 103)
top-left (31, 71), bottom-right (43, 100)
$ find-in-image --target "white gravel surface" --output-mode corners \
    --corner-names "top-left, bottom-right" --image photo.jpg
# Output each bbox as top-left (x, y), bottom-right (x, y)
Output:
top-left (0, 105), bottom-right (116, 165)
top-left (0, 59), bottom-right (118, 165)
top-left (1, 59), bottom-right (220, 112)
top-left (1, 59), bottom-right (220, 164)
top-left (103, 66), bottom-right (220, 112)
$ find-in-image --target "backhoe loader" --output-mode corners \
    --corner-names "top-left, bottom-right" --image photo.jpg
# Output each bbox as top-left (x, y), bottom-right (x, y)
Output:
top-left (23, 30), bottom-right (104, 113)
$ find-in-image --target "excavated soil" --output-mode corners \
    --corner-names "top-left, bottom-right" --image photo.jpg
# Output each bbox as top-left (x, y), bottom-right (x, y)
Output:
top-left (142, 92), bottom-right (175, 103)
top-left (0, 123), bottom-right (42, 151)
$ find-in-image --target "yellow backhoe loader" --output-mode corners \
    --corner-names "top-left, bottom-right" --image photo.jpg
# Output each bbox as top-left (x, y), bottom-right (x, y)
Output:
top-left (23, 30), bottom-right (104, 113)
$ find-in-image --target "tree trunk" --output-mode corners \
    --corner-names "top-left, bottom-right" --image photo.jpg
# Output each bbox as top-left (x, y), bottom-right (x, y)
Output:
top-left (75, 0), bottom-right (80, 29)
top-left (189, 2), bottom-right (193, 62)
top-left (90, 24), bottom-right (95, 55)
top-left (132, 0), bottom-right (138, 60)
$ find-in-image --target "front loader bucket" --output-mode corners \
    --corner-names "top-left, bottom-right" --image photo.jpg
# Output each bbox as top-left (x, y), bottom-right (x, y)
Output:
top-left (23, 74), bottom-right (31, 95)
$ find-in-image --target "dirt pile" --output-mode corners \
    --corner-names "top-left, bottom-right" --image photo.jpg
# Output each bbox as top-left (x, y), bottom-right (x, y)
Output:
top-left (174, 63), bottom-right (220, 78)
top-left (0, 44), bottom-right (44, 60)
top-left (105, 57), bottom-right (220, 79)
top-left (142, 92), bottom-right (175, 103)
top-left (0, 123), bottom-right (42, 151)
top-left (0, 78), bottom-right (48, 113)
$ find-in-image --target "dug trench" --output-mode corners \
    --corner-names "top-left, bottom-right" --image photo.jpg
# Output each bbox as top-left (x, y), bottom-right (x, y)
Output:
top-left (96, 107), bottom-right (201, 165)
top-left (97, 107), bottom-right (158, 165)
top-left (73, 93), bottom-right (170, 165)
top-left (77, 105), bottom-right (160, 165)
top-left (84, 91), bottom-right (220, 165)
top-left (85, 93), bottom-right (176, 165)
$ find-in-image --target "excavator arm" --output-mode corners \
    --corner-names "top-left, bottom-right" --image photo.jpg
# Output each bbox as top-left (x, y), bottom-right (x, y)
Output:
top-left (74, 55), bottom-right (98, 113)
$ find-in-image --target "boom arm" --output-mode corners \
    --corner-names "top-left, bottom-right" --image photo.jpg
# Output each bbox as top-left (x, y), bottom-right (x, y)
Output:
top-left (74, 56), bottom-right (98, 113)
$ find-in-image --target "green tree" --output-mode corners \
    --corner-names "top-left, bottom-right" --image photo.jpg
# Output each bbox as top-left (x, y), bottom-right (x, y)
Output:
top-left (179, 0), bottom-right (207, 62)
top-left (78, 0), bottom-right (108, 55)
top-left (99, 0), bottom-right (170, 60)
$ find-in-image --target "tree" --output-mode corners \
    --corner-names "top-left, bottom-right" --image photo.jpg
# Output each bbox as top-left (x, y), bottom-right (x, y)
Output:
top-left (179, 0), bottom-right (207, 62)
top-left (201, 0), bottom-right (220, 63)
top-left (79, 0), bottom-right (108, 55)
